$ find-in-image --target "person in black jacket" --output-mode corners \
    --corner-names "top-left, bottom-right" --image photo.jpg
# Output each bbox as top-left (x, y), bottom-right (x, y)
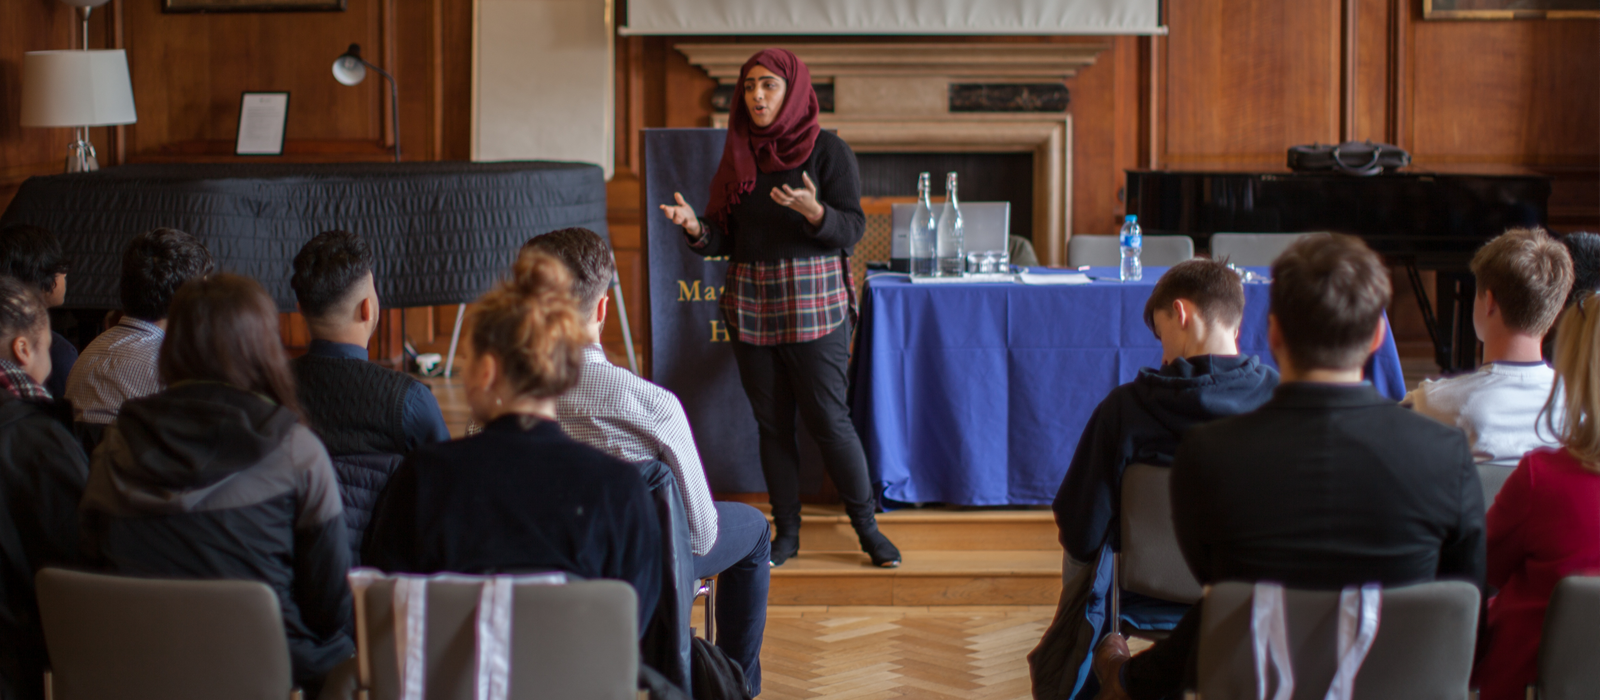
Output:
top-left (0, 225), bottom-right (77, 398)
top-left (79, 274), bottom-right (352, 694)
top-left (364, 250), bottom-right (661, 633)
top-left (0, 275), bottom-right (89, 700)
top-left (1094, 234), bottom-right (1487, 700)
top-left (288, 230), bottom-right (449, 564)
top-left (659, 48), bottom-right (899, 568)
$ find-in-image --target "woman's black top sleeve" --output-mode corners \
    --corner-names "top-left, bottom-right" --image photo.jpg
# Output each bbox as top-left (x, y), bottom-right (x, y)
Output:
top-left (688, 130), bottom-right (865, 263)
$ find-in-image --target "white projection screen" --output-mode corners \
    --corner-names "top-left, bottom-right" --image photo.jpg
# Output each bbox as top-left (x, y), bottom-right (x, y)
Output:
top-left (621, 0), bottom-right (1165, 35)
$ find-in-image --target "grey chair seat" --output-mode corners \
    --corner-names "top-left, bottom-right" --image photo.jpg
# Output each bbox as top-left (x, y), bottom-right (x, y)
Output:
top-left (1068, 234), bottom-right (1195, 268)
top-left (1196, 580), bottom-right (1479, 700)
top-left (1477, 463), bottom-right (1515, 507)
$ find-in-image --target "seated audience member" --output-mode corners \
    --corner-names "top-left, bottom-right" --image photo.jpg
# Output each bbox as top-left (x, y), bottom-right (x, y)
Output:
top-left (364, 251), bottom-right (661, 632)
top-left (525, 228), bottom-right (770, 692)
top-left (0, 276), bottom-right (89, 700)
top-left (1094, 234), bottom-right (1486, 700)
top-left (65, 228), bottom-right (213, 439)
top-left (0, 225), bottom-right (77, 398)
top-left (1404, 228), bottom-right (1573, 466)
top-left (79, 274), bottom-right (352, 693)
top-left (1544, 231), bottom-right (1600, 360)
top-left (289, 230), bottom-right (448, 561)
top-left (1474, 295), bottom-right (1600, 700)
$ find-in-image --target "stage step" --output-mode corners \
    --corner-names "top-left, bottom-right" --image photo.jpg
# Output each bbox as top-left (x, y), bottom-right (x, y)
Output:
top-left (755, 504), bottom-right (1060, 552)
top-left (769, 550), bottom-right (1062, 606)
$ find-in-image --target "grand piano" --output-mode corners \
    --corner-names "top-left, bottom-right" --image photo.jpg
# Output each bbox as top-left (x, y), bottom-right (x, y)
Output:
top-left (1126, 169), bottom-right (1552, 371)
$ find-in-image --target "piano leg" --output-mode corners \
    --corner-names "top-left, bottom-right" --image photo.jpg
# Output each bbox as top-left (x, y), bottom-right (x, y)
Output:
top-left (1434, 271), bottom-right (1480, 372)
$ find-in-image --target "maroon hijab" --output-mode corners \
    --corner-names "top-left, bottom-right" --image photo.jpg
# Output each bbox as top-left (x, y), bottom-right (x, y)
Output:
top-left (705, 49), bottom-right (821, 223)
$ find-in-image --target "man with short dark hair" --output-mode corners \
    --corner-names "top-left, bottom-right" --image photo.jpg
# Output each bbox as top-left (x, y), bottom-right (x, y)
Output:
top-left (0, 224), bottom-right (77, 398)
top-left (1094, 234), bottom-right (1486, 700)
top-left (525, 227), bottom-right (771, 696)
top-left (289, 230), bottom-right (449, 561)
top-left (1404, 227), bottom-right (1573, 466)
top-left (65, 228), bottom-right (214, 429)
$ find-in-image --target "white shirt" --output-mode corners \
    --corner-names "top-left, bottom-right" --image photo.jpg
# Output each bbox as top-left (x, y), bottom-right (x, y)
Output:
top-left (65, 316), bottom-right (165, 425)
top-left (558, 345), bottom-right (719, 555)
top-left (1402, 361), bottom-right (1561, 467)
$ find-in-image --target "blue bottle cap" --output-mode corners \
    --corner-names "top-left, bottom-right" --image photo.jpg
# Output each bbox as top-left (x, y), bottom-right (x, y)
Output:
top-left (1125, 215), bottom-right (1137, 223)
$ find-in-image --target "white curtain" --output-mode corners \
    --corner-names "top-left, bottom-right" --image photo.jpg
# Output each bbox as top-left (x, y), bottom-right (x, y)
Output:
top-left (621, 0), bottom-right (1164, 36)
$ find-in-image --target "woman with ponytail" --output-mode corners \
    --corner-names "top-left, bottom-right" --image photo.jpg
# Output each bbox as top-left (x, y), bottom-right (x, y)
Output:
top-left (363, 250), bottom-right (661, 630)
top-left (658, 48), bottom-right (899, 568)
top-left (1475, 293), bottom-right (1600, 699)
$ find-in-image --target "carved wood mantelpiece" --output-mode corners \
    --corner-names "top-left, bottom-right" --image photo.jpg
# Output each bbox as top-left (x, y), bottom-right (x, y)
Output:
top-left (676, 42), bottom-right (1110, 265)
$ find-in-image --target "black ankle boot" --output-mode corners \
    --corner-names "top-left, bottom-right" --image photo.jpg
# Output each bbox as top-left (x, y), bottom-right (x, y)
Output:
top-left (769, 514), bottom-right (801, 567)
top-left (848, 511), bottom-right (901, 568)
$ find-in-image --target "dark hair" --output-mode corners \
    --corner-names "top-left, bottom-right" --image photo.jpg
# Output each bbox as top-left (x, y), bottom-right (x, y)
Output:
top-left (520, 228), bottom-right (614, 311)
top-left (121, 227), bottom-right (215, 322)
top-left (1269, 233), bottom-right (1393, 370)
top-left (468, 250), bottom-right (585, 400)
top-left (291, 230), bottom-right (376, 320)
top-left (1143, 259), bottom-right (1246, 334)
top-left (1470, 227), bottom-right (1573, 335)
top-left (1560, 231), bottom-right (1600, 307)
top-left (0, 276), bottom-right (48, 344)
top-left (0, 224), bottom-right (69, 295)
top-left (160, 274), bottom-right (301, 417)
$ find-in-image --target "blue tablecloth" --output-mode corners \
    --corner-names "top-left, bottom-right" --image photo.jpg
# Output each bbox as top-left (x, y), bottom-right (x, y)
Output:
top-left (850, 266), bottom-right (1407, 507)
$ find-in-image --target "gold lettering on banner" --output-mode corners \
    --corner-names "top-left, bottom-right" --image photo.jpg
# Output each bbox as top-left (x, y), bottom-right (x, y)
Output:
top-left (709, 320), bottom-right (730, 343)
top-left (704, 285), bottom-right (719, 301)
top-left (705, 256), bottom-right (729, 262)
top-left (678, 280), bottom-right (703, 302)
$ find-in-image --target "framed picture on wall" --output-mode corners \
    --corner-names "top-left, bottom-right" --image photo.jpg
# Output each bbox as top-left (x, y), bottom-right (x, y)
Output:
top-left (1423, 0), bottom-right (1600, 19)
top-left (164, 0), bottom-right (344, 13)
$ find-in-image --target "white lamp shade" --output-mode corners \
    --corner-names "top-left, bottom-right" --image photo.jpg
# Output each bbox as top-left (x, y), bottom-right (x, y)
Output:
top-left (20, 50), bottom-right (137, 128)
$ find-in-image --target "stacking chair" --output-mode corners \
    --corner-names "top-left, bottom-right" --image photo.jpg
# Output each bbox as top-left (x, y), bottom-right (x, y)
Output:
top-left (1068, 234), bottom-right (1195, 268)
top-left (637, 459), bottom-right (697, 691)
top-left (1477, 463), bottom-right (1515, 507)
top-left (1194, 580), bottom-right (1479, 699)
top-left (1109, 463), bottom-right (1203, 639)
top-left (1208, 233), bottom-right (1319, 267)
top-left (1531, 575), bottom-right (1600, 700)
top-left (348, 570), bottom-right (637, 700)
top-left (35, 567), bottom-right (302, 700)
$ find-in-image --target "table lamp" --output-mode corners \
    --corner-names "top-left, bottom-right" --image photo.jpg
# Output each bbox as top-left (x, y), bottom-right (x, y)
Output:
top-left (332, 43), bottom-right (401, 163)
top-left (20, 49), bottom-right (138, 173)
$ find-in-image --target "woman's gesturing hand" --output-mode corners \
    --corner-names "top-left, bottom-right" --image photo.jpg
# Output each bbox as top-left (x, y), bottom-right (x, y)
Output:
top-left (771, 172), bottom-right (826, 226)
top-left (660, 192), bottom-right (703, 239)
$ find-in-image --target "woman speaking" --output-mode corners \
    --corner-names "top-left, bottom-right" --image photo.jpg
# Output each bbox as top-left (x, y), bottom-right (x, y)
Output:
top-left (660, 48), bottom-right (900, 568)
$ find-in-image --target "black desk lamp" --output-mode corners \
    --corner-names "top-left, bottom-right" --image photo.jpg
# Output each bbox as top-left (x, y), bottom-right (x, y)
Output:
top-left (332, 44), bottom-right (400, 163)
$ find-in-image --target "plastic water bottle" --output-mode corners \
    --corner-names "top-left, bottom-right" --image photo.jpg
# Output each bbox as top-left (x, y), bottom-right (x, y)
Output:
top-left (1119, 214), bottom-right (1142, 282)
top-left (909, 172), bottom-right (938, 277)
top-left (936, 172), bottom-right (965, 277)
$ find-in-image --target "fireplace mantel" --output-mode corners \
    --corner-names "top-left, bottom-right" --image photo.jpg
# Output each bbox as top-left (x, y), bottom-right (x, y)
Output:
top-left (677, 41), bottom-right (1110, 266)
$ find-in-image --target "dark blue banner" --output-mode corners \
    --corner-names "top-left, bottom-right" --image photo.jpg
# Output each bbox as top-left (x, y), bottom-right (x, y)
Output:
top-left (643, 129), bottom-right (826, 494)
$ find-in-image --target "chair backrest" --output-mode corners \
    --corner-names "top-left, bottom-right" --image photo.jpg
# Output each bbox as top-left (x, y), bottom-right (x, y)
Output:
top-left (1477, 463), bottom-right (1514, 507)
top-left (36, 567), bottom-right (295, 700)
top-left (1537, 575), bottom-right (1600, 700)
top-left (353, 572), bottom-right (637, 700)
top-left (1067, 234), bottom-right (1195, 268)
top-left (637, 459), bottom-right (695, 692)
top-left (1209, 232), bottom-right (1318, 267)
top-left (1118, 463), bottom-right (1203, 604)
top-left (1196, 580), bottom-right (1479, 700)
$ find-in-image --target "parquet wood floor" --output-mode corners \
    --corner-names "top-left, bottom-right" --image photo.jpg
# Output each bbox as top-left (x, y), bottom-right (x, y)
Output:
top-left (755, 605), bottom-right (1056, 700)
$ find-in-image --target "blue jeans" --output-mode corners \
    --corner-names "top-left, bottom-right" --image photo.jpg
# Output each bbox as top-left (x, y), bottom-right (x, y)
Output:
top-left (692, 502), bottom-right (771, 695)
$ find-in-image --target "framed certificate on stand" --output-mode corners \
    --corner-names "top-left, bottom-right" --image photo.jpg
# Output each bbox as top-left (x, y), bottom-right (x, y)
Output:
top-left (235, 92), bottom-right (290, 156)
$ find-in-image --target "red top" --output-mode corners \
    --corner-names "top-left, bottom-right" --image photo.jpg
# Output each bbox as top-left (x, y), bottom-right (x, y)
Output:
top-left (1475, 446), bottom-right (1600, 700)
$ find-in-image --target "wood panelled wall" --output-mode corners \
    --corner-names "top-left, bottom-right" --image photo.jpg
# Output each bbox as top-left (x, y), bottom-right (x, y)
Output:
top-left (4, 0), bottom-right (1596, 365)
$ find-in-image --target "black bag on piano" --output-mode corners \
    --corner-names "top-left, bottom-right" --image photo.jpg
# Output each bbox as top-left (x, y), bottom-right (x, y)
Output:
top-left (1287, 141), bottom-right (1410, 176)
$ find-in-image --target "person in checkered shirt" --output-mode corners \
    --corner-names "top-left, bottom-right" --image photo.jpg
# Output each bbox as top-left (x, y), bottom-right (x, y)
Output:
top-left (526, 228), bottom-right (771, 696)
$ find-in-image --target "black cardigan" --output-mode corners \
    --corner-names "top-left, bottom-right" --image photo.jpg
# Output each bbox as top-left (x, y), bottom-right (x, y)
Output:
top-left (691, 129), bottom-right (866, 262)
top-left (363, 416), bottom-right (662, 631)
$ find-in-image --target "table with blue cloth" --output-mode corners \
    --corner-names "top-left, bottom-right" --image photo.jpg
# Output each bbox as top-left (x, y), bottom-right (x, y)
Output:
top-left (849, 266), bottom-right (1407, 507)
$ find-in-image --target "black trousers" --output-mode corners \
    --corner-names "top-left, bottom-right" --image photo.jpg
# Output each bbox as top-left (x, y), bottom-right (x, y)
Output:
top-left (730, 321), bottom-right (874, 522)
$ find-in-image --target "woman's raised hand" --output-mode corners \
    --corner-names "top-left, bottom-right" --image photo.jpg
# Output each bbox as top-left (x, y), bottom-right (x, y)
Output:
top-left (771, 171), bottom-right (825, 226)
top-left (659, 192), bottom-right (702, 238)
